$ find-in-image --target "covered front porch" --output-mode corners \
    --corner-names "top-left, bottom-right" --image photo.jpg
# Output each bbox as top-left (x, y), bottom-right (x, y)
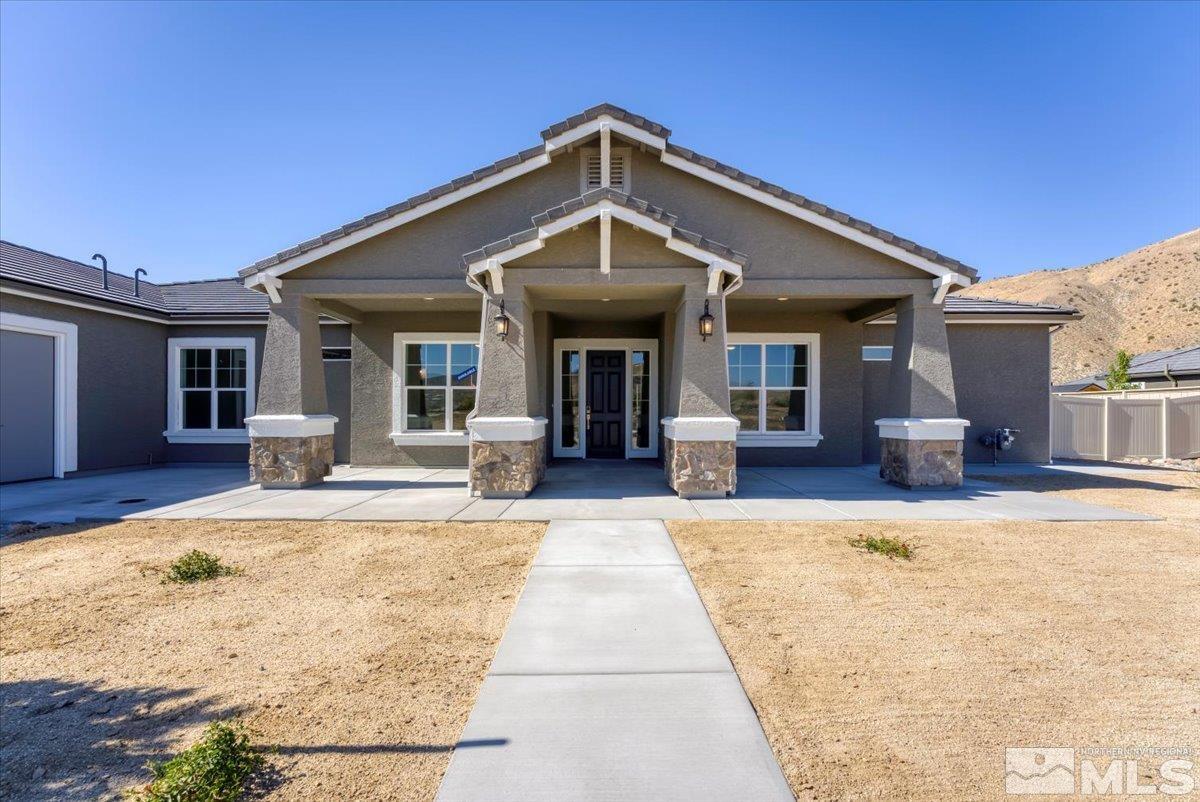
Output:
top-left (243, 189), bottom-right (973, 498)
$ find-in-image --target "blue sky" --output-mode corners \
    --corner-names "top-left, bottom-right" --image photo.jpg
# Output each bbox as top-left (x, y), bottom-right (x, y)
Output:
top-left (1, 1), bottom-right (1197, 284)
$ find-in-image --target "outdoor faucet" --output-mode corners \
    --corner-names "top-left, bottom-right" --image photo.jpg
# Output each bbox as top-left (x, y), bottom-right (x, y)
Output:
top-left (134, 268), bottom-right (147, 297)
top-left (92, 253), bottom-right (108, 290)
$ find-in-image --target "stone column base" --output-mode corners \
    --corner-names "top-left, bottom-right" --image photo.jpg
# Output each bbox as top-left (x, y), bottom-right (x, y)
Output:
top-left (250, 434), bottom-right (334, 488)
top-left (469, 437), bottom-right (546, 498)
top-left (466, 417), bottom-right (548, 498)
top-left (664, 437), bottom-right (737, 499)
top-left (879, 437), bottom-right (963, 488)
top-left (875, 417), bottom-right (968, 489)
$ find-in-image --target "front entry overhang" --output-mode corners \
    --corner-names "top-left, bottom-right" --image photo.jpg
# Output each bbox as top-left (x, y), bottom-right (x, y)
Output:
top-left (461, 187), bottom-right (748, 298)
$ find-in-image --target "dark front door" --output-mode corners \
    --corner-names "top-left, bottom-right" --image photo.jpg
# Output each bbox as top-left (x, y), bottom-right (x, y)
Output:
top-left (587, 350), bottom-right (625, 458)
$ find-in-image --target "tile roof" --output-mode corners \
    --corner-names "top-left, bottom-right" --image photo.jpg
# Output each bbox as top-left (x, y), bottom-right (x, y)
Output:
top-left (1059, 345), bottom-right (1200, 387)
top-left (943, 294), bottom-right (1079, 316)
top-left (1, 240), bottom-right (267, 317)
top-left (462, 188), bottom-right (751, 269)
top-left (540, 102), bottom-right (671, 141)
top-left (240, 103), bottom-right (976, 280)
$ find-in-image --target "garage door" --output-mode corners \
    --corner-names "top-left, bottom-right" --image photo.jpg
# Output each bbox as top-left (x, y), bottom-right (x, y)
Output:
top-left (0, 329), bottom-right (56, 482)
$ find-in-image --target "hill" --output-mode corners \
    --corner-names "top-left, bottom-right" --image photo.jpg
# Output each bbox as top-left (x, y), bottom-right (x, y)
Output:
top-left (957, 229), bottom-right (1200, 384)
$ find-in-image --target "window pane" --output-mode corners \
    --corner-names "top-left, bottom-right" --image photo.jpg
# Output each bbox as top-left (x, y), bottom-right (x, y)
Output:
top-left (215, 348), bottom-right (247, 388)
top-left (727, 344), bottom-right (761, 388)
top-left (562, 351), bottom-right (580, 376)
top-left (862, 346), bottom-right (892, 362)
top-left (451, 389), bottom-right (476, 431)
top-left (405, 343), bottom-right (447, 386)
top-left (730, 389), bottom-right (759, 432)
top-left (182, 390), bottom-right (211, 429)
top-left (560, 350), bottom-right (580, 449)
top-left (181, 348), bottom-right (211, 389)
top-left (765, 344), bottom-right (806, 387)
top-left (450, 343), bottom-right (479, 387)
top-left (406, 389), bottom-right (446, 430)
top-left (216, 390), bottom-right (246, 429)
top-left (631, 350), bottom-right (650, 449)
top-left (322, 347), bottom-right (351, 361)
top-left (765, 390), bottom-right (806, 431)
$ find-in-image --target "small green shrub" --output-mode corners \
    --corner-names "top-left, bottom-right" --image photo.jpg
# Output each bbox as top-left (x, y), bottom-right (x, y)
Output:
top-left (125, 719), bottom-right (264, 802)
top-left (850, 534), bottom-right (914, 560)
top-left (165, 550), bottom-right (239, 584)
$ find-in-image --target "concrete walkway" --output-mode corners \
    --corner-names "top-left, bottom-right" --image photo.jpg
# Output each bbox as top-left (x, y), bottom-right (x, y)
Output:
top-left (435, 519), bottom-right (793, 801)
top-left (0, 460), bottom-right (1159, 524)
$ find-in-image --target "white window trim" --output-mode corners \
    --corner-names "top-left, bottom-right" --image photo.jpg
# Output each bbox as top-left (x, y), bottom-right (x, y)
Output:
top-left (862, 345), bottom-right (893, 362)
top-left (579, 146), bottom-right (631, 194)
top-left (0, 312), bottom-right (78, 476)
top-left (552, 338), bottom-right (659, 459)
top-left (165, 337), bottom-right (256, 444)
top-left (391, 333), bottom-right (478, 446)
top-left (727, 333), bottom-right (822, 448)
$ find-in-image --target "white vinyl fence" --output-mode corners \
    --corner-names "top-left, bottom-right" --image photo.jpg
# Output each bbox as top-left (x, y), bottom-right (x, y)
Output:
top-left (1052, 393), bottom-right (1200, 461)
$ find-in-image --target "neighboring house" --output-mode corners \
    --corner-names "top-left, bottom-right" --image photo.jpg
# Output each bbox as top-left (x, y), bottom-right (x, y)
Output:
top-left (1054, 345), bottom-right (1200, 393)
top-left (0, 241), bottom-right (351, 482)
top-left (1, 104), bottom-right (1079, 493)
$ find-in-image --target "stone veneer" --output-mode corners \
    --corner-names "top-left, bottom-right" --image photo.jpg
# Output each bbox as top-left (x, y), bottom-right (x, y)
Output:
top-left (880, 437), bottom-right (963, 488)
top-left (250, 434), bottom-right (334, 488)
top-left (664, 437), bottom-right (737, 498)
top-left (469, 436), bottom-right (547, 498)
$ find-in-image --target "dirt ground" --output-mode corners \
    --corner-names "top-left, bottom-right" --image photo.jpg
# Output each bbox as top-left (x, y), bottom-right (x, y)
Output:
top-left (0, 519), bottom-right (544, 801)
top-left (670, 468), bottom-right (1200, 800)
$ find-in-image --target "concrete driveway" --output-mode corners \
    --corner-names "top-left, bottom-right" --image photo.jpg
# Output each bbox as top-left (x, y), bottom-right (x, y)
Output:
top-left (1, 460), bottom-right (1153, 524)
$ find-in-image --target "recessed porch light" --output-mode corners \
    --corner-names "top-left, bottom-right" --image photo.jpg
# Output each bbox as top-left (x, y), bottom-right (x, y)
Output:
top-left (601, 298), bottom-right (611, 302)
top-left (777, 297), bottom-right (789, 301)
top-left (423, 297), bottom-right (435, 301)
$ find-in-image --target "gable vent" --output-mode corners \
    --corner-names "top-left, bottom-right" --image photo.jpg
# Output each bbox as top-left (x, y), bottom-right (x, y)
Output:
top-left (580, 147), bottom-right (630, 193)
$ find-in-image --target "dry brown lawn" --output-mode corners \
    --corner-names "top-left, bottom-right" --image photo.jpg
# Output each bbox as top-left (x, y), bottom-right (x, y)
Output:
top-left (0, 519), bottom-right (544, 801)
top-left (670, 468), bottom-right (1200, 800)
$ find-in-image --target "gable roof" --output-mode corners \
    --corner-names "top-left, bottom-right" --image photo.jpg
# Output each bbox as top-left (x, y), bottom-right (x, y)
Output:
top-left (239, 103), bottom-right (976, 284)
top-left (1, 240), bottom-right (268, 318)
top-left (463, 187), bottom-right (749, 269)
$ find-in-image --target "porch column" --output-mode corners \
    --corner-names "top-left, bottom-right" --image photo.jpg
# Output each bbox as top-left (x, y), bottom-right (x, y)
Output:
top-left (467, 289), bottom-right (547, 498)
top-left (662, 289), bottom-right (739, 498)
top-left (876, 294), bottom-right (968, 488)
top-left (245, 292), bottom-right (337, 488)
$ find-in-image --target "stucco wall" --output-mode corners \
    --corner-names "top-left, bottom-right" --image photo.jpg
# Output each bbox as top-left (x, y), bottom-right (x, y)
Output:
top-left (350, 310), bottom-right (479, 466)
top-left (862, 323), bottom-right (1053, 463)
top-left (727, 308), bottom-right (864, 467)
top-left (280, 136), bottom-right (932, 286)
top-left (1, 293), bottom-right (168, 473)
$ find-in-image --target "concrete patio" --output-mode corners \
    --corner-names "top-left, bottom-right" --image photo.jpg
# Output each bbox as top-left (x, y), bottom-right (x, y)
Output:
top-left (0, 460), bottom-right (1156, 524)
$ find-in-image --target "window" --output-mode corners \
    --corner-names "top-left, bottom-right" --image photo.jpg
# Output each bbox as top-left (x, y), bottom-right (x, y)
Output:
top-left (580, 147), bottom-right (631, 194)
top-left (727, 334), bottom-right (821, 445)
top-left (862, 345), bottom-right (893, 362)
top-left (166, 338), bottom-right (256, 442)
top-left (322, 347), bottom-right (351, 361)
top-left (392, 335), bottom-right (479, 442)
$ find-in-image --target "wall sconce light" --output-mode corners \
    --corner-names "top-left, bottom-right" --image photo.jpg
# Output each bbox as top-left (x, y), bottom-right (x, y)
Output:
top-left (494, 299), bottom-right (510, 339)
top-left (699, 299), bottom-right (715, 341)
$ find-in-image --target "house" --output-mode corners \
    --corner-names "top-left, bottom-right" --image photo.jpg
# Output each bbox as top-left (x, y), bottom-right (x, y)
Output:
top-left (1, 104), bottom-right (1079, 492)
top-left (1054, 345), bottom-right (1200, 393)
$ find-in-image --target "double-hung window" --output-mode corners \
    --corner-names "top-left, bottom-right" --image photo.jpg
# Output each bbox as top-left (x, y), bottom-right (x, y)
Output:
top-left (166, 338), bottom-right (256, 443)
top-left (727, 334), bottom-right (821, 446)
top-left (392, 334), bottom-right (479, 443)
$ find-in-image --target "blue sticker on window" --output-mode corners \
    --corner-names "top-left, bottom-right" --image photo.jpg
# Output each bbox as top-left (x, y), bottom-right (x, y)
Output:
top-left (453, 366), bottom-right (477, 382)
